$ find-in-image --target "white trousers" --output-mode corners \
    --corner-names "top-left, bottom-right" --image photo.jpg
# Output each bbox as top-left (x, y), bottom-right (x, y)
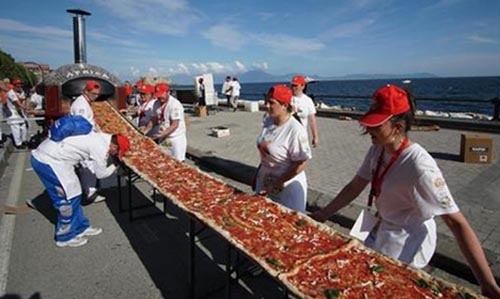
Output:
top-left (8, 121), bottom-right (28, 146)
top-left (229, 95), bottom-right (239, 109)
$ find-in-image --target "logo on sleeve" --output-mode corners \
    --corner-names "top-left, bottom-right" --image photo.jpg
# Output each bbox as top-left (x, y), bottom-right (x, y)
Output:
top-left (438, 195), bottom-right (453, 208)
top-left (433, 177), bottom-right (445, 189)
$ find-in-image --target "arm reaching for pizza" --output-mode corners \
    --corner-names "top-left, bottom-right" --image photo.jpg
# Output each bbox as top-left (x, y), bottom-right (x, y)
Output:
top-left (441, 212), bottom-right (500, 298)
top-left (259, 160), bottom-right (307, 196)
top-left (153, 119), bottom-right (180, 141)
top-left (310, 175), bottom-right (369, 222)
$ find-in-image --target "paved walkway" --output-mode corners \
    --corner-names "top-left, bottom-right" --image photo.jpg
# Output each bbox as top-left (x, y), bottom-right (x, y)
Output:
top-left (185, 108), bottom-right (500, 285)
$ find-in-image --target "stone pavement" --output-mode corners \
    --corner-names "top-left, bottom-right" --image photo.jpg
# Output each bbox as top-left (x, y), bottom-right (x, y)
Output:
top-left (184, 107), bottom-right (500, 286)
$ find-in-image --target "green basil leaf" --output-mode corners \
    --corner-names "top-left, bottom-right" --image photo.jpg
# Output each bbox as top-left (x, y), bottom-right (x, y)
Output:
top-left (324, 288), bottom-right (340, 299)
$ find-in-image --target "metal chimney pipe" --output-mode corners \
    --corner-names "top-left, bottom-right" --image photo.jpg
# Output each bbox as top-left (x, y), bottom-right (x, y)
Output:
top-left (66, 9), bottom-right (91, 64)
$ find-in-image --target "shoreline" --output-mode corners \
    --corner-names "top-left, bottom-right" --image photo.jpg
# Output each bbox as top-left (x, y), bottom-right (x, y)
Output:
top-left (217, 99), bottom-right (500, 134)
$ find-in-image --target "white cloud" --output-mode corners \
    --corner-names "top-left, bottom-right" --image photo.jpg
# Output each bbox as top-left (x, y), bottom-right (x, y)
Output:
top-left (253, 33), bottom-right (325, 54)
top-left (467, 35), bottom-right (500, 45)
top-left (0, 18), bottom-right (71, 38)
top-left (234, 61), bottom-right (247, 72)
top-left (320, 18), bottom-right (376, 40)
top-left (91, 0), bottom-right (200, 35)
top-left (191, 63), bottom-right (210, 74)
top-left (127, 60), bottom-right (259, 77)
top-left (204, 62), bottom-right (226, 73)
top-left (203, 22), bottom-right (324, 55)
top-left (170, 63), bottom-right (190, 75)
top-left (129, 66), bottom-right (141, 77)
top-left (202, 24), bottom-right (247, 51)
top-left (256, 12), bottom-right (274, 21)
top-left (252, 62), bottom-right (268, 71)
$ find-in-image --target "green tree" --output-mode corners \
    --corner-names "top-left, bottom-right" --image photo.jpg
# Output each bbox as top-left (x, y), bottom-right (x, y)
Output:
top-left (0, 48), bottom-right (37, 88)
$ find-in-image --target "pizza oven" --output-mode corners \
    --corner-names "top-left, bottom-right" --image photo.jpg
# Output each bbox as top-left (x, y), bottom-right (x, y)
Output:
top-left (42, 9), bottom-right (126, 125)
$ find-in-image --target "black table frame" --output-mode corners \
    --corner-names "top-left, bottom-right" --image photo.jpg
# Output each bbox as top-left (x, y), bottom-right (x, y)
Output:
top-left (116, 166), bottom-right (292, 299)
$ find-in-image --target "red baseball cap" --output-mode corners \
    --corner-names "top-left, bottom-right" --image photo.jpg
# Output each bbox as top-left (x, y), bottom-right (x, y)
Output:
top-left (85, 80), bottom-right (101, 92)
top-left (359, 85), bottom-right (410, 127)
top-left (291, 75), bottom-right (306, 86)
top-left (116, 134), bottom-right (130, 160)
top-left (268, 84), bottom-right (292, 105)
top-left (138, 84), bottom-right (154, 94)
top-left (135, 80), bottom-right (144, 88)
top-left (154, 83), bottom-right (170, 98)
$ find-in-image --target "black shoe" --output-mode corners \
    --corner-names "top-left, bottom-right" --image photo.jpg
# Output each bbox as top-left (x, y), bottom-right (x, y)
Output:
top-left (0, 142), bottom-right (3, 149)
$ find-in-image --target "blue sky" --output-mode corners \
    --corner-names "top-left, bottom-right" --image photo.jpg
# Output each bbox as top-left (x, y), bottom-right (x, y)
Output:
top-left (1, 0), bottom-right (499, 81)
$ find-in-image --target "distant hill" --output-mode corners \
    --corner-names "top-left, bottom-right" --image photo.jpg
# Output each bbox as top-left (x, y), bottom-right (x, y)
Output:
top-left (333, 73), bottom-right (438, 80)
top-left (170, 71), bottom-right (438, 85)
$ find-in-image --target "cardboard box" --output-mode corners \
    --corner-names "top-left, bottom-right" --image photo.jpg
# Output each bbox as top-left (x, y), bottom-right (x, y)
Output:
top-left (244, 101), bottom-right (259, 112)
top-left (460, 133), bottom-right (494, 163)
top-left (211, 126), bottom-right (230, 138)
top-left (195, 106), bottom-right (207, 117)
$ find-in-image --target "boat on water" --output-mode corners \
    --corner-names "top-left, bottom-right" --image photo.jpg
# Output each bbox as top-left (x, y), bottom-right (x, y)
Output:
top-left (305, 76), bottom-right (317, 83)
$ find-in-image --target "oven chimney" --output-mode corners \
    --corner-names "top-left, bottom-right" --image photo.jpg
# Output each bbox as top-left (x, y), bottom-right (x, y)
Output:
top-left (66, 9), bottom-right (91, 64)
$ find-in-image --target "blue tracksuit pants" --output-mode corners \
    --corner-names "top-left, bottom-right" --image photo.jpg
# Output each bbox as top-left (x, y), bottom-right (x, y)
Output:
top-left (31, 156), bottom-right (90, 242)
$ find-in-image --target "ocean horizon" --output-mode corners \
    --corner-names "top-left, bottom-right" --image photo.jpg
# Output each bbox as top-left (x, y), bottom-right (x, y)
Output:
top-left (211, 76), bottom-right (500, 117)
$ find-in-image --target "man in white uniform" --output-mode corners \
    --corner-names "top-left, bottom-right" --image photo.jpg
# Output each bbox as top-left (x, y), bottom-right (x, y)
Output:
top-left (29, 86), bottom-right (44, 111)
top-left (152, 83), bottom-right (187, 161)
top-left (5, 77), bottom-right (28, 148)
top-left (70, 80), bottom-right (105, 203)
top-left (290, 75), bottom-right (319, 147)
top-left (228, 77), bottom-right (241, 111)
top-left (31, 132), bottom-right (130, 247)
top-left (221, 76), bottom-right (232, 105)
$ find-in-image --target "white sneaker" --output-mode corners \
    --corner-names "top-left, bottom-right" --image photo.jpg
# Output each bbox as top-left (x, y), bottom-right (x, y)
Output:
top-left (26, 199), bottom-right (36, 209)
top-left (77, 227), bottom-right (103, 238)
top-left (92, 195), bottom-right (106, 203)
top-left (87, 191), bottom-right (106, 203)
top-left (56, 236), bottom-right (88, 248)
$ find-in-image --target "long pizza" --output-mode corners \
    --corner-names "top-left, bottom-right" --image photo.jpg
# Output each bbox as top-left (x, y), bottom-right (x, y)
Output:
top-left (280, 241), bottom-right (481, 299)
top-left (92, 101), bottom-right (485, 299)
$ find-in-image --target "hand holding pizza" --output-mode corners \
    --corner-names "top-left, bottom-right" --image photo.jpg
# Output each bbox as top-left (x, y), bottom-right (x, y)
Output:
top-left (261, 174), bottom-right (284, 197)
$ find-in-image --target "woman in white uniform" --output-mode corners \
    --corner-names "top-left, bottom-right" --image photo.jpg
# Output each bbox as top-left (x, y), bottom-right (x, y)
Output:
top-left (31, 132), bottom-right (130, 248)
top-left (312, 85), bottom-right (500, 298)
top-left (254, 84), bottom-right (312, 213)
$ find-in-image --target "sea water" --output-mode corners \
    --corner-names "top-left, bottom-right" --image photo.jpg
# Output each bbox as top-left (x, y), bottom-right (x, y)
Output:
top-left (216, 76), bottom-right (500, 116)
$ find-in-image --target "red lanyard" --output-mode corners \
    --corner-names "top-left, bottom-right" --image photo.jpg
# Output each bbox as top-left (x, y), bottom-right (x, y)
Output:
top-left (368, 137), bottom-right (409, 207)
top-left (159, 103), bottom-right (167, 123)
top-left (83, 94), bottom-right (92, 104)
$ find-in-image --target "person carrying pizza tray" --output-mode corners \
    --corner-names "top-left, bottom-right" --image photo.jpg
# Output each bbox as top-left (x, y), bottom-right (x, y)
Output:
top-left (311, 85), bottom-right (500, 298)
